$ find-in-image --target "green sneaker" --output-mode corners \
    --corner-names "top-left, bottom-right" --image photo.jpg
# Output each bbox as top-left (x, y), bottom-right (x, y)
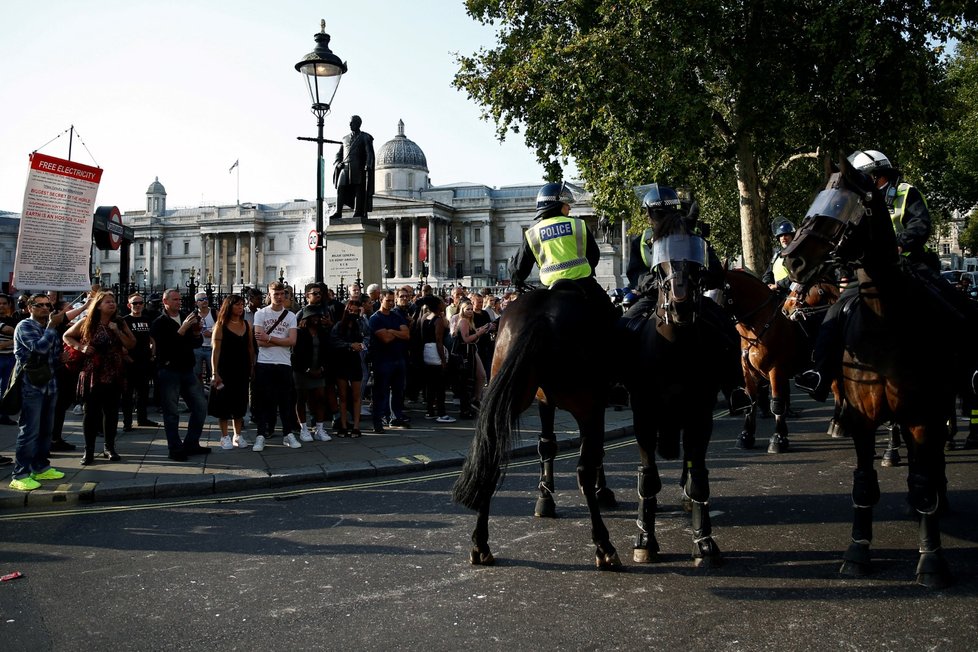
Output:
top-left (10, 477), bottom-right (42, 491)
top-left (31, 468), bottom-right (65, 481)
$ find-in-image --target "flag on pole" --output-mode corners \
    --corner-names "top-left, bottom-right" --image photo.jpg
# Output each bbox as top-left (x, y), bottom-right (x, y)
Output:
top-left (229, 159), bottom-right (239, 173)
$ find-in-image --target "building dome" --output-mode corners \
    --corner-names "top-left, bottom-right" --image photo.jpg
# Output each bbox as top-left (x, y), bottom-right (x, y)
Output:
top-left (376, 120), bottom-right (428, 172)
top-left (147, 177), bottom-right (167, 195)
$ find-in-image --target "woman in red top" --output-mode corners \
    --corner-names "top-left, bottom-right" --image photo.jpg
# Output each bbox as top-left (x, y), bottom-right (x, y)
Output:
top-left (64, 291), bottom-right (136, 465)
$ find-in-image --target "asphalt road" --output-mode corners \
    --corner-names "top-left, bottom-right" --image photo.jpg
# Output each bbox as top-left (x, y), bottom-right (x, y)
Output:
top-left (2, 398), bottom-right (977, 651)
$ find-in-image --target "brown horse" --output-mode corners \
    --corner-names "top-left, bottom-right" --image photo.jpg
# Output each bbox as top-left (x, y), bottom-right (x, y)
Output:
top-left (783, 279), bottom-right (845, 439)
top-left (782, 157), bottom-right (961, 588)
top-left (452, 283), bottom-right (621, 569)
top-left (720, 269), bottom-right (836, 453)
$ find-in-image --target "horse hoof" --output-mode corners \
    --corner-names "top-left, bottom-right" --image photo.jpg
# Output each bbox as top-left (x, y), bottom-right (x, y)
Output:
top-left (692, 538), bottom-right (723, 568)
top-left (633, 533), bottom-right (660, 563)
top-left (534, 496), bottom-right (557, 518)
top-left (840, 542), bottom-right (871, 577)
top-left (596, 487), bottom-right (618, 511)
top-left (736, 433), bottom-right (755, 450)
top-left (595, 549), bottom-right (623, 570)
top-left (827, 420), bottom-right (846, 439)
top-left (469, 548), bottom-right (495, 566)
top-left (633, 547), bottom-right (659, 564)
top-left (767, 434), bottom-right (789, 454)
top-left (881, 449), bottom-right (900, 467)
top-left (916, 552), bottom-right (953, 589)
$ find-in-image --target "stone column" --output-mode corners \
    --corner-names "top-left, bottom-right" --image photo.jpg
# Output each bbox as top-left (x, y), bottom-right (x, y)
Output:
top-left (199, 234), bottom-right (207, 276)
top-left (411, 218), bottom-right (419, 277)
top-left (426, 219), bottom-right (434, 277)
top-left (394, 218), bottom-right (403, 279)
top-left (211, 237), bottom-right (219, 285)
top-left (621, 219), bottom-right (629, 269)
top-left (250, 232), bottom-right (257, 286)
top-left (463, 223), bottom-right (472, 276)
top-left (235, 233), bottom-right (242, 286)
top-left (483, 219), bottom-right (492, 276)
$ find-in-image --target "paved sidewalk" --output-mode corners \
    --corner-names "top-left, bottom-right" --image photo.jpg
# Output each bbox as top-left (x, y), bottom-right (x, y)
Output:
top-left (0, 402), bottom-right (634, 511)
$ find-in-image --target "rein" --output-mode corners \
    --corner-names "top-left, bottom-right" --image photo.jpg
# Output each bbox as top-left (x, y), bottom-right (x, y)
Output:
top-left (727, 283), bottom-right (782, 346)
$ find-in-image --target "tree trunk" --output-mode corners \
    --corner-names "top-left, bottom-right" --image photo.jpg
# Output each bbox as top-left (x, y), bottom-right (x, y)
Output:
top-left (734, 135), bottom-right (769, 274)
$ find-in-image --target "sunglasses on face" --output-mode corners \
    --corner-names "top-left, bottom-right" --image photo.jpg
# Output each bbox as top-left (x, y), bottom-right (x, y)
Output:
top-left (130, 301), bottom-right (145, 305)
top-left (32, 303), bottom-right (52, 309)
top-left (307, 291), bottom-right (321, 296)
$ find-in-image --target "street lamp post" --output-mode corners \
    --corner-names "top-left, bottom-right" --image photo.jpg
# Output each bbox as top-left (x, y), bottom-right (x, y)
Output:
top-left (296, 19), bottom-right (347, 284)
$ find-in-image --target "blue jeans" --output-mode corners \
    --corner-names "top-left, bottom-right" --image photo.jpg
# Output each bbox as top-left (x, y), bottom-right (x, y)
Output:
top-left (372, 358), bottom-right (406, 426)
top-left (157, 368), bottom-right (207, 452)
top-left (13, 380), bottom-right (57, 479)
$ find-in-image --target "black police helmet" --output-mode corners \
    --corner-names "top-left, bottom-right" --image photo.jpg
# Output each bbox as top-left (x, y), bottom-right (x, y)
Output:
top-left (535, 181), bottom-right (575, 219)
top-left (641, 184), bottom-right (682, 216)
top-left (773, 220), bottom-right (795, 237)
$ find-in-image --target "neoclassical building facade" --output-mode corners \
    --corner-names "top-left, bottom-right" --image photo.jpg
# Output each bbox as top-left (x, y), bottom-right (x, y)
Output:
top-left (84, 121), bottom-right (631, 292)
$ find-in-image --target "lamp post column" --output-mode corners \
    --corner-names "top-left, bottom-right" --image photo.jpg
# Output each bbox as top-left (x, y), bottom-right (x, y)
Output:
top-left (315, 111), bottom-right (325, 283)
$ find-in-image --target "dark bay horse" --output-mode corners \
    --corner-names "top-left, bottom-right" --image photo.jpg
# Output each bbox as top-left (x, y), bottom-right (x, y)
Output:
top-left (721, 269), bottom-right (831, 453)
top-left (781, 158), bottom-right (960, 588)
top-left (452, 283), bottom-right (621, 569)
top-left (625, 211), bottom-right (723, 567)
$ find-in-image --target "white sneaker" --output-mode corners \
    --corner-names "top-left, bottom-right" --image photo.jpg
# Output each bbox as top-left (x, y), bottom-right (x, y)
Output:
top-left (314, 424), bottom-right (332, 442)
top-left (220, 435), bottom-right (234, 450)
top-left (252, 435), bottom-right (266, 452)
top-left (283, 433), bottom-right (302, 448)
top-left (436, 415), bottom-right (457, 424)
top-left (233, 434), bottom-right (251, 448)
top-left (299, 425), bottom-right (314, 442)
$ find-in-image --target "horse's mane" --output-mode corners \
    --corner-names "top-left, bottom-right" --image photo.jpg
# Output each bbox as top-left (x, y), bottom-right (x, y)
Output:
top-left (652, 212), bottom-right (688, 239)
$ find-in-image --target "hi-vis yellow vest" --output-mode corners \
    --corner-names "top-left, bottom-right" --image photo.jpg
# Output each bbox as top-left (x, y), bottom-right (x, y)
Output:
top-left (891, 182), bottom-right (928, 234)
top-left (525, 216), bottom-right (591, 286)
top-left (639, 227), bottom-right (654, 269)
top-left (773, 255), bottom-right (790, 282)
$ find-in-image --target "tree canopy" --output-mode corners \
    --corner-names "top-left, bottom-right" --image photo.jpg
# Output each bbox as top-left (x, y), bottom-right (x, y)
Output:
top-left (456, 1), bottom-right (977, 271)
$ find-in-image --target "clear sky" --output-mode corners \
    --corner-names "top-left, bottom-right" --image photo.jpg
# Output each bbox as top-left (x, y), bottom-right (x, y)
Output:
top-left (0, 0), bottom-right (548, 213)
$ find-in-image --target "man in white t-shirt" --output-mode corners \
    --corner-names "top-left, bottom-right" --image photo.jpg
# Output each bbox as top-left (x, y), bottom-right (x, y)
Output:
top-left (252, 281), bottom-right (299, 451)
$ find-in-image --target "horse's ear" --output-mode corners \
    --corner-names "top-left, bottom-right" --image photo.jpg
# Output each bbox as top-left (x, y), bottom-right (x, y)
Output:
top-left (822, 154), bottom-right (838, 179)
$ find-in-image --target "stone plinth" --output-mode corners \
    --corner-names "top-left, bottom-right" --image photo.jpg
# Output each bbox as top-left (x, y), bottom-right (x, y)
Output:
top-left (325, 220), bottom-right (385, 289)
top-left (595, 243), bottom-right (623, 291)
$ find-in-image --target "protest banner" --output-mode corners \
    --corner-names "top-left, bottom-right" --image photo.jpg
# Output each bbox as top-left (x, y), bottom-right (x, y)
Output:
top-left (12, 152), bottom-right (102, 291)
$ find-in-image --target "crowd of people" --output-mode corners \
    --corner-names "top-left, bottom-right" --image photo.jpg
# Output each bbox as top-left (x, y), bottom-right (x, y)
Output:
top-left (1, 279), bottom-right (512, 490)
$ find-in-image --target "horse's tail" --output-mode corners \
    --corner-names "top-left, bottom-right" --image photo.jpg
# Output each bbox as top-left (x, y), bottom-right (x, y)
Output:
top-left (452, 315), bottom-right (547, 510)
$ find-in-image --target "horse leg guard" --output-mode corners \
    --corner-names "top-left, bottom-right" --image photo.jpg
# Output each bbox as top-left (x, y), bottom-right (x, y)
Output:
top-left (633, 465), bottom-right (662, 563)
top-left (767, 396), bottom-right (790, 454)
top-left (907, 472), bottom-right (939, 516)
top-left (827, 418), bottom-right (846, 439)
top-left (916, 511), bottom-right (953, 589)
top-left (841, 469), bottom-right (879, 577)
top-left (534, 438), bottom-right (558, 518)
top-left (595, 464), bottom-right (618, 510)
top-left (840, 507), bottom-right (873, 577)
top-left (737, 407), bottom-right (756, 450)
top-left (685, 468), bottom-right (722, 567)
top-left (881, 423), bottom-right (901, 467)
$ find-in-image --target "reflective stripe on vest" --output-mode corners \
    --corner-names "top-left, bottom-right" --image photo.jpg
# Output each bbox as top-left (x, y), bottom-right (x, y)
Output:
top-left (890, 183), bottom-right (911, 235)
top-left (773, 255), bottom-right (790, 282)
top-left (525, 216), bottom-right (591, 286)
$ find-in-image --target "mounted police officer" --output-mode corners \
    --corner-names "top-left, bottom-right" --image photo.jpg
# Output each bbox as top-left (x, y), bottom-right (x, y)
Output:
top-left (796, 149), bottom-right (976, 400)
top-left (509, 181), bottom-right (616, 322)
top-left (622, 184), bottom-right (749, 412)
top-left (761, 219), bottom-right (796, 294)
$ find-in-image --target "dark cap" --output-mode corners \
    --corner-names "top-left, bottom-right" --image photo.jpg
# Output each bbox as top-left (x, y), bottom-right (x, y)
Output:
top-left (298, 305), bottom-right (325, 322)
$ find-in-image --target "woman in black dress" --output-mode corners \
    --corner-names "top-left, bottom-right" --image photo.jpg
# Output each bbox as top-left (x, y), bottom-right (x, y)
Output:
top-left (210, 295), bottom-right (255, 449)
